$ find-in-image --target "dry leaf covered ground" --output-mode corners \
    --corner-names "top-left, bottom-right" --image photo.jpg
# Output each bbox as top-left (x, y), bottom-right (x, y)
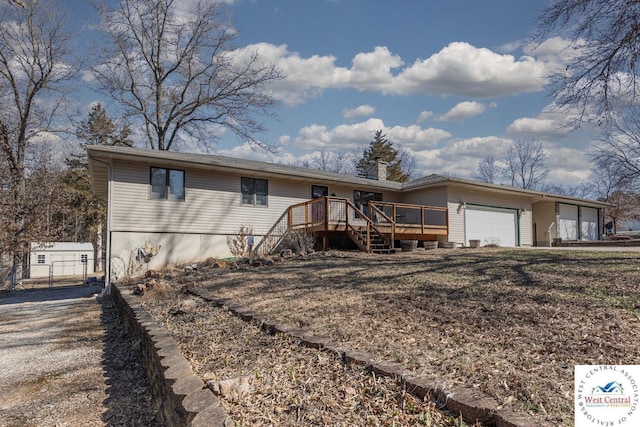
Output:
top-left (139, 248), bottom-right (640, 426)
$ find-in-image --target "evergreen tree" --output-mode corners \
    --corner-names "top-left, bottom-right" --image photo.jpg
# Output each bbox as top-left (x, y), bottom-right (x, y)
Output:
top-left (356, 130), bottom-right (410, 182)
top-left (58, 104), bottom-right (132, 268)
top-left (70, 103), bottom-right (132, 168)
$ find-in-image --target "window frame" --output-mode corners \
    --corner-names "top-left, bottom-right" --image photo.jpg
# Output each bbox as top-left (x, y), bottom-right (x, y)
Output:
top-left (37, 254), bottom-right (45, 264)
top-left (150, 167), bottom-right (185, 201)
top-left (241, 177), bottom-right (269, 206)
top-left (354, 190), bottom-right (382, 206)
top-left (354, 190), bottom-right (383, 215)
top-left (81, 254), bottom-right (88, 264)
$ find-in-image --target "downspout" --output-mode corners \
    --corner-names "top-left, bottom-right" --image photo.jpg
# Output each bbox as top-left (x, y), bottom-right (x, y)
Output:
top-left (104, 160), bottom-right (113, 293)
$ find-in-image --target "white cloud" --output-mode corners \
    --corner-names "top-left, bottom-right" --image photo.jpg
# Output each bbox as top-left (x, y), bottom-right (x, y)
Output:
top-left (417, 110), bottom-right (433, 123)
top-left (235, 41), bottom-right (553, 105)
top-left (393, 42), bottom-right (549, 97)
top-left (422, 136), bottom-right (511, 175)
top-left (408, 136), bottom-right (589, 186)
top-left (342, 104), bottom-right (376, 119)
top-left (386, 125), bottom-right (451, 150)
top-left (278, 134), bottom-right (291, 146)
top-left (437, 101), bottom-right (497, 122)
top-left (292, 118), bottom-right (450, 152)
top-left (544, 146), bottom-right (592, 185)
top-left (523, 36), bottom-right (583, 71)
top-left (219, 132), bottom-right (591, 187)
top-left (507, 103), bottom-right (575, 138)
top-left (347, 46), bottom-right (405, 90)
top-left (295, 119), bottom-right (385, 150)
top-left (498, 40), bottom-right (523, 53)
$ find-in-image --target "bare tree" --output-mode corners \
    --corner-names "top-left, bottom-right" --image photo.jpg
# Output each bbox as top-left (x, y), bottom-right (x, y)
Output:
top-left (542, 182), bottom-right (594, 198)
top-left (603, 189), bottom-right (640, 234)
top-left (397, 147), bottom-right (417, 180)
top-left (93, 0), bottom-right (282, 151)
top-left (0, 0), bottom-right (74, 279)
top-left (536, 0), bottom-right (640, 122)
top-left (586, 143), bottom-right (640, 233)
top-left (301, 149), bottom-right (353, 174)
top-left (472, 156), bottom-right (498, 183)
top-left (591, 109), bottom-right (640, 189)
top-left (502, 138), bottom-right (549, 190)
top-left (590, 154), bottom-right (627, 200)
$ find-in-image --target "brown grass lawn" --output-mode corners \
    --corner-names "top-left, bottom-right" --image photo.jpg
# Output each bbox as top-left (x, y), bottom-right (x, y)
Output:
top-left (185, 248), bottom-right (640, 425)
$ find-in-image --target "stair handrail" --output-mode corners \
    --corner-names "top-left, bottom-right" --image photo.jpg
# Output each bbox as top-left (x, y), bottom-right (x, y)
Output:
top-left (344, 199), bottom-right (392, 250)
top-left (252, 208), bottom-right (290, 256)
top-left (369, 202), bottom-right (396, 244)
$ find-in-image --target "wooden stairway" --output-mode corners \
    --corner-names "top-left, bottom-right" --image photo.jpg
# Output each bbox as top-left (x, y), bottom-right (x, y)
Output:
top-left (346, 225), bottom-right (396, 254)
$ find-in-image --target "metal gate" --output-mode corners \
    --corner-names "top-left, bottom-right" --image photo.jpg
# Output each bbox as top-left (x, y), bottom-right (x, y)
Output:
top-left (4, 258), bottom-right (109, 291)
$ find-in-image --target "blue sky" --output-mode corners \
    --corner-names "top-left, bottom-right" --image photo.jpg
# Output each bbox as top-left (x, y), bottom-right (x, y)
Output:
top-left (207, 0), bottom-right (595, 186)
top-left (68, 0), bottom-right (595, 186)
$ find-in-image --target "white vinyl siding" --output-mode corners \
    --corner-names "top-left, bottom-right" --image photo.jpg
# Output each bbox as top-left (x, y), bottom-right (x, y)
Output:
top-left (109, 161), bottom-right (401, 237)
top-left (580, 207), bottom-right (599, 241)
top-left (531, 201), bottom-right (556, 246)
top-left (558, 204), bottom-right (578, 241)
top-left (400, 186), bottom-right (447, 207)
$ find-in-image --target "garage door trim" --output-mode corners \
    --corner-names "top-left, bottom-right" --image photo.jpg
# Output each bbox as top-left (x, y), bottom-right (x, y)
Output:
top-left (464, 203), bottom-right (520, 247)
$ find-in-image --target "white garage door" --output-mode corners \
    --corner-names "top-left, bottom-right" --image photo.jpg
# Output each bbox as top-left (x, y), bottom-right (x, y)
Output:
top-left (559, 204), bottom-right (578, 241)
top-left (465, 206), bottom-right (517, 247)
top-left (581, 207), bottom-right (599, 241)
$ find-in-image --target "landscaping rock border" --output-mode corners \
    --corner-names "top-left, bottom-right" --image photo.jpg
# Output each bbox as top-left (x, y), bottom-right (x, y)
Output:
top-left (112, 284), bottom-right (228, 427)
top-left (191, 288), bottom-right (545, 427)
top-left (111, 279), bottom-right (546, 427)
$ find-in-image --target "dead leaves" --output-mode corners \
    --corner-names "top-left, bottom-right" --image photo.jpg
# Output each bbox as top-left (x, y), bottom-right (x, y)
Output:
top-left (145, 250), bottom-right (640, 426)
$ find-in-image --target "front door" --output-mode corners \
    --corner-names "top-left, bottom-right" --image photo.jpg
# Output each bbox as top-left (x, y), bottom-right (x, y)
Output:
top-left (311, 185), bottom-right (329, 223)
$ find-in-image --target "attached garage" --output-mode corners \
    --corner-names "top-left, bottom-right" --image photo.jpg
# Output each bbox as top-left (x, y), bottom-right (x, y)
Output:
top-left (558, 204), bottom-right (578, 241)
top-left (557, 203), bottom-right (601, 242)
top-left (465, 205), bottom-right (518, 247)
top-left (580, 207), bottom-right (599, 241)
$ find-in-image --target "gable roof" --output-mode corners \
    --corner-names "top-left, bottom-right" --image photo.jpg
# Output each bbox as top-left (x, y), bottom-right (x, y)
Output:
top-left (31, 242), bottom-right (94, 252)
top-left (87, 145), bottom-right (612, 208)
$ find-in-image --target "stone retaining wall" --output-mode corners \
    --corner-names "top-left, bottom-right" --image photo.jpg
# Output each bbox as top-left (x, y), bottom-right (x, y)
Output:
top-left (111, 280), bottom-right (546, 427)
top-left (111, 284), bottom-right (228, 427)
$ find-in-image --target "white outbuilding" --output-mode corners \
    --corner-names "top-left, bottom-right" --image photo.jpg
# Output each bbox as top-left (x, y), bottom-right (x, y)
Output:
top-left (29, 242), bottom-right (95, 279)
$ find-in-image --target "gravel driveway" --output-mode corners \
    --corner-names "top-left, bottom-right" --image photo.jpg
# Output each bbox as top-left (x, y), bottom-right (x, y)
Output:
top-left (0, 286), bottom-right (159, 426)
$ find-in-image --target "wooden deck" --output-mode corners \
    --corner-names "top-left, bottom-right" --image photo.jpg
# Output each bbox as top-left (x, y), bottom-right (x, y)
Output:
top-left (287, 197), bottom-right (448, 252)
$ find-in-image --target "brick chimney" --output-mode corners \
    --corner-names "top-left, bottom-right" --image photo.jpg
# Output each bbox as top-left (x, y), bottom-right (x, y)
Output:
top-left (365, 157), bottom-right (387, 181)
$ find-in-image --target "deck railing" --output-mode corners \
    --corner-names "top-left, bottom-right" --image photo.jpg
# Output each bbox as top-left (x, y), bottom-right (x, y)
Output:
top-left (256, 197), bottom-right (448, 255)
top-left (369, 201), bottom-right (448, 234)
top-left (289, 197), bottom-right (352, 229)
top-left (288, 197), bottom-right (393, 250)
top-left (289, 197), bottom-right (448, 234)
